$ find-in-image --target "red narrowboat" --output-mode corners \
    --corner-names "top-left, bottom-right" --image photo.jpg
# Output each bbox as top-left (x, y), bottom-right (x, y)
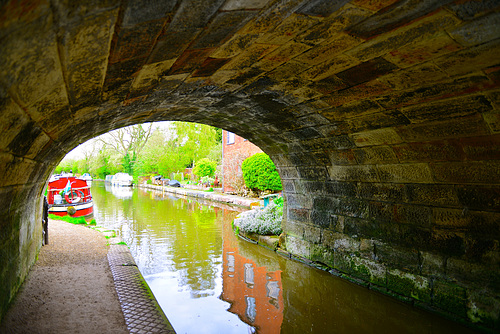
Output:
top-left (47, 175), bottom-right (93, 217)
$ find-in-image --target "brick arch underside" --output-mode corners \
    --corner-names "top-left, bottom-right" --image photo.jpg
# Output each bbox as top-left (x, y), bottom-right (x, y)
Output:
top-left (1, 0), bottom-right (499, 330)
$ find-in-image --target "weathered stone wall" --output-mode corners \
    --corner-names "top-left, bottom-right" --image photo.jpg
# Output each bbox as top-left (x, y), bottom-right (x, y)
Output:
top-left (0, 0), bottom-right (499, 329)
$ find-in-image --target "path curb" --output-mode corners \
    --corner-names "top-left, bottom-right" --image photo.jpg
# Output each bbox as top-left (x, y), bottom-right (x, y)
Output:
top-left (107, 245), bottom-right (176, 334)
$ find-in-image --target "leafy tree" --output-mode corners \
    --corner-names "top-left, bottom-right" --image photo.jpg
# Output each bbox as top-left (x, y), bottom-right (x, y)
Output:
top-left (242, 153), bottom-right (282, 192)
top-left (193, 158), bottom-right (217, 178)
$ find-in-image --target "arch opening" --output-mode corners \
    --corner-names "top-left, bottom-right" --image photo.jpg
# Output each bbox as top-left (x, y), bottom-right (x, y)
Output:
top-left (1, 0), bottom-right (499, 329)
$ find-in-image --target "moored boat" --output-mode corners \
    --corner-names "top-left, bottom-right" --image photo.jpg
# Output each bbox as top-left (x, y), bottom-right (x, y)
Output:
top-left (47, 175), bottom-right (93, 217)
top-left (111, 172), bottom-right (134, 187)
top-left (81, 173), bottom-right (93, 186)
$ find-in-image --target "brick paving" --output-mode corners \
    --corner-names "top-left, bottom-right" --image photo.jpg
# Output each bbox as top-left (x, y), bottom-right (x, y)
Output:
top-left (108, 245), bottom-right (176, 334)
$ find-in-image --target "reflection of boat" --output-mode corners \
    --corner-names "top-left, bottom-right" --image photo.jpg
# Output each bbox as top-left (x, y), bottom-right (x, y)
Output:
top-left (47, 176), bottom-right (93, 217)
top-left (110, 185), bottom-right (133, 199)
top-left (81, 173), bottom-right (92, 186)
top-left (111, 173), bottom-right (134, 187)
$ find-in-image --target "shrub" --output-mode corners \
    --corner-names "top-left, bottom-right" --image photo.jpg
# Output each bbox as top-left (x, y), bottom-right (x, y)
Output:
top-left (242, 153), bottom-right (282, 192)
top-left (200, 176), bottom-right (214, 185)
top-left (193, 158), bottom-right (217, 178)
top-left (235, 201), bottom-right (283, 235)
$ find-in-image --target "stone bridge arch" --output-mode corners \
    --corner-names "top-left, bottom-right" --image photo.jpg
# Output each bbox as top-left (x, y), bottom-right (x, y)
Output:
top-left (1, 0), bottom-right (499, 329)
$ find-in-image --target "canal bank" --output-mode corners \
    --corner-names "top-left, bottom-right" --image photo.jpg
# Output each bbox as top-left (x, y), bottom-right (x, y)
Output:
top-left (139, 183), bottom-right (259, 208)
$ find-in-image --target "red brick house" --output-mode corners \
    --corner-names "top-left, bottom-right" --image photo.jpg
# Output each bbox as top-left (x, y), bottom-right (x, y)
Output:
top-left (222, 130), bottom-right (262, 193)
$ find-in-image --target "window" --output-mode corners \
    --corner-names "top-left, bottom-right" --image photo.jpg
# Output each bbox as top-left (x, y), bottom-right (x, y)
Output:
top-left (227, 131), bottom-right (235, 145)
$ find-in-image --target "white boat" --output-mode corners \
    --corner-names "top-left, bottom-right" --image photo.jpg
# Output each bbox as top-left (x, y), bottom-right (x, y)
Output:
top-left (111, 173), bottom-right (133, 187)
top-left (81, 173), bottom-right (92, 186)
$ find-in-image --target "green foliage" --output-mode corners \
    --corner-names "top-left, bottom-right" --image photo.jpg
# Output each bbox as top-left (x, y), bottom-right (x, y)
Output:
top-left (200, 176), bottom-right (215, 185)
top-left (242, 153), bottom-right (282, 192)
top-left (173, 172), bottom-right (184, 181)
top-left (235, 202), bottom-right (283, 235)
top-left (49, 214), bottom-right (88, 225)
top-left (194, 158), bottom-right (217, 178)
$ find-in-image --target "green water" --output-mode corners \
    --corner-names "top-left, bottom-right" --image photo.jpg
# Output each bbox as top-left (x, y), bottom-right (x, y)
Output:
top-left (91, 182), bottom-right (477, 334)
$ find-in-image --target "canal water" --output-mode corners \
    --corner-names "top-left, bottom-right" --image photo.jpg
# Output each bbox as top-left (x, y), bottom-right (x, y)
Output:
top-left (91, 182), bottom-right (477, 334)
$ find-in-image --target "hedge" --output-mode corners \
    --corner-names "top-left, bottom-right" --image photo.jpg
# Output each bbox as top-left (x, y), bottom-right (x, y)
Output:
top-left (242, 153), bottom-right (282, 192)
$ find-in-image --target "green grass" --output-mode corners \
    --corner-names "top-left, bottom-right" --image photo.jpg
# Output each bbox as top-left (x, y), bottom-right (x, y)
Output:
top-left (49, 214), bottom-right (88, 225)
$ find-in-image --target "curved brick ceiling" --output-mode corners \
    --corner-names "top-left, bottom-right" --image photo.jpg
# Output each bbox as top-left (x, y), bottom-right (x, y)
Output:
top-left (1, 0), bottom-right (500, 328)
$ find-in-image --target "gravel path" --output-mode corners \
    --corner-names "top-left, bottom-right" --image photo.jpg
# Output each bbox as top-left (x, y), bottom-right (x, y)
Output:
top-left (0, 220), bottom-right (128, 333)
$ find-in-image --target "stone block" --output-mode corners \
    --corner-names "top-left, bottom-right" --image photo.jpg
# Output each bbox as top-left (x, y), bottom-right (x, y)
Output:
top-left (467, 290), bottom-right (500, 329)
top-left (303, 224), bottom-right (323, 244)
top-left (287, 208), bottom-right (310, 224)
top-left (0, 98), bottom-right (30, 150)
top-left (221, 0), bottom-right (271, 10)
top-left (346, 110), bottom-right (411, 134)
top-left (447, 0), bottom-right (500, 21)
top-left (406, 184), bottom-right (459, 208)
top-left (433, 208), bottom-right (471, 229)
top-left (321, 80), bottom-right (392, 109)
top-left (336, 57), bottom-right (398, 87)
top-left (324, 181), bottom-right (357, 198)
top-left (433, 280), bottom-right (468, 317)
top-left (191, 11), bottom-right (255, 50)
top-left (321, 99), bottom-right (382, 121)
top-left (483, 111), bottom-right (500, 134)
top-left (330, 165), bottom-right (379, 183)
top-left (449, 11), bottom-right (500, 47)
top-left (396, 114), bottom-right (490, 142)
top-left (296, 32), bottom-right (362, 65)
top-left (327, 149), bottom-right (357, 165)
top-left (393, 141), bottom-right (464, 163)
top-left (376, 242), bottom-right (420, 272)
top-left (353, 145), bottom-right (398, 164)
top-left (285, 235), bottom-right (310, 259)
top-left (420, 251), bottom-right (446, 277)
top-left (285, 193), bottom-right (312, 209)
top-left (192, 57), bottom-right (230, 78)
top-left (358, 182), bottom-right (406, 203)
top-left (297, 166), bottom-right (329, 180)
top-left (378, 63), bottom-right (450, 91)
top-left (459, 134), bottom-right (500, 161)
top-left (310, 210), bottom-right (330, 228)
top-left (400, 95), bottom-right (492, 124)
top-left (169, 48), bottom-right (213, 75)
top-left (255, 42), bottom-right (311, 72)
top-left (383, 32), bottom-right (462, 69)
top-left (1, 16), bottom-right (63, 107)
top-left (386, 269), bottom-right (432, 303)
top-left (431, 161), bottom-right (500, 184)
top-left (430, 231), bottom-right (465, 257)
top-left (303, 53), bottom-right (361, 82)
top-left (257, 13), bottom-right (319, 45)
top-left (109, 20), bottom-right (162, 64)
top-left (377, 163), bottom-right (433, 184)
top-left (447, 257), bottom-right (500, 292)
top-left (398, 224), bottom-right (433, 250)
top-left (344, 217), bottom-right (399, 242)
top-left (350, 1), bottom-right (458, 40)
top-left (434, 39), bottom-right (500, 77)
top-left (456, 185), bottom-right (500, 211)
top-left (377, 74), bottom-right (493, 110)
top-left (350, 128), bottom-right (403, 147)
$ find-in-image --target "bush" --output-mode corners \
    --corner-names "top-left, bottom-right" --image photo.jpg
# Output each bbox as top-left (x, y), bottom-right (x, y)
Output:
top-left (242, 153), bottom-right (282, 192)
top-left (193, 158), bottom-right (217, 178)
top-left (235, 200), bottom-right (283, 235)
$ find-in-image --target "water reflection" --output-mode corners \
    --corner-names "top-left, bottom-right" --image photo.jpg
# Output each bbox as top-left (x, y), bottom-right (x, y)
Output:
top-left (91, 182), bottom-right (477, 334)
top-left (221, 210), bottom-right (284, 334)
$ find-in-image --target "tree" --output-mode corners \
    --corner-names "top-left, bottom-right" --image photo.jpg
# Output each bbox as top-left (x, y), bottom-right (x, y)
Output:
top-left (193, 158), bottom-right (217, 178)
top-left (97, 123), bottom-right (153, 174)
